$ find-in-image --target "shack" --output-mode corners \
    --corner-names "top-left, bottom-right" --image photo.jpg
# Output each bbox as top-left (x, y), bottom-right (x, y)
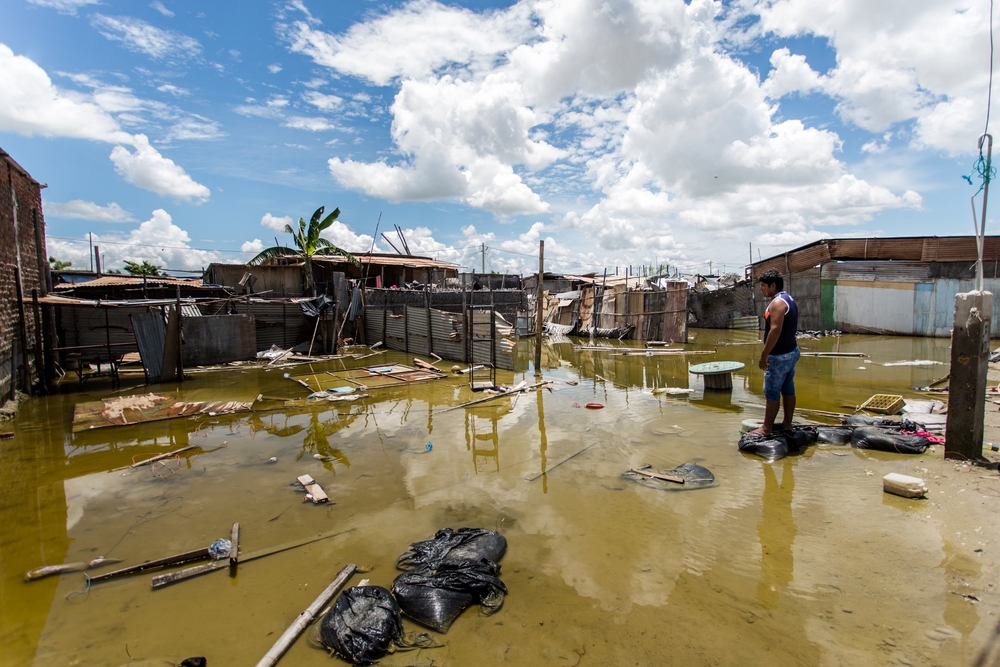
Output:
top-left (751, 236), bottom-right (1000, 336)
top-left (524, 272), bottom-right (688, 342)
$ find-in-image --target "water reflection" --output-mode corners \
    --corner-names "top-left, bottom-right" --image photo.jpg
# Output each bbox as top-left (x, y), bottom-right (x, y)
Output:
top-left (756, 459), bottom-right (796, 609)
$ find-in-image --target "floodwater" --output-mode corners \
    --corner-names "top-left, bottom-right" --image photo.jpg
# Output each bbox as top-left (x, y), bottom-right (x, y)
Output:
top-left (1, 329), bottom-right (997, 666)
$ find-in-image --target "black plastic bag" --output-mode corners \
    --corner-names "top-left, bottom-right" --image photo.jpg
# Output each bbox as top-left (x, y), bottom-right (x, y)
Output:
top-left (816, 426), bottom-right (853, 444)
top-left (319, 586), bottom-right (403, 665)
top-left (851, 426), bottom-right (930, 454)
top-left (392, 558), bottom-right (507, 633)
top-left (397, 528), bottom-right (507, 570)
top-left (738, 426), bottom-right (817, 462)
top-left (846, 414), bottom-right (900, 428)
top-left (299, 295), bottom-right (334, 318)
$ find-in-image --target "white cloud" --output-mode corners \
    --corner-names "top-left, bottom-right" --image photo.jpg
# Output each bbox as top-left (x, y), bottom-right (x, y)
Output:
top-left (268, 63), bottom-right (283, 74)
top-left (46, 200), bottom-right (136, 223)
top-left (110, 134), bottom-right (211, 202)
top-left (0, 45), bottom-right (212, 201)
top-left (157, 83), bottom-right (189, 96)
top-left (750, 0), bottom-right (993, 155)
top-left (261, 213), bottom-right (293, 231)
top-left (762, 48), bottom-right (823, 98)
top-left (166, 116), bottom-right (224, 141)
top-left (91, 14), bottom-right (202, 60)
top-left (150, 1), bottom-right (174, 18)
top-left (46, 210), bottom-right (230, 272)
top-left (284, 116), bottom-right (337, 131)
top-left (0, 44), bottom-right (133, 143)
top-left (303, 91), bottom-right (342, 111)
top-left (241, 238), bottom-right (264, 259)
top-left (26, 0), bottom-right (98, 14)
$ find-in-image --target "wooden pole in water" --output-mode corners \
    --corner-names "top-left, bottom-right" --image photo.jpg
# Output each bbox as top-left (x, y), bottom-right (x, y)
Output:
top-left (254, 564), bottom-right (356, 667)
top-left (534, 240), bottom-right (544, 374)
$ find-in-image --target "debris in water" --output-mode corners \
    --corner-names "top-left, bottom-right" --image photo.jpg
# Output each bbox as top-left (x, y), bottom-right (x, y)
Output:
top-left (883, 473), bottom-right (928, 498)
top-left (623, 463), bottom-right (716, 490)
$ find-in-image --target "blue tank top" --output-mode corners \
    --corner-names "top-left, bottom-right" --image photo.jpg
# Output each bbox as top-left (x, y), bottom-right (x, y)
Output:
top-left (764, 291), bottom-right (798, 355)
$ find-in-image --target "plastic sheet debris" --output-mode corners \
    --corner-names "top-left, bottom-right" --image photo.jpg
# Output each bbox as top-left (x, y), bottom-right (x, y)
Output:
top-left (391, 558), bottom-right (507, 633)
top-left (851, 427), bottom-right (930, 454)
top-left (208, 539), bottom-right (232, 560)
top-left (397, 528), bottom-right (507, 570)
top-left (320, 586), bottom-right (403, 665)
top-left (622, 462), bottom-right (715, 490)
top-left (738, 426), bottom-right (818, 462)
top-left (652, 387), bottom-right (695, 395)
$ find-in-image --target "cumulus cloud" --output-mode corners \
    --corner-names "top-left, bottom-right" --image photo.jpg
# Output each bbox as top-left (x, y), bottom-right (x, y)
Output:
top-left (46, 210), bottom-right (231, 272)
top-left (47, 200), bottom-right (136, 223)
top-left (91, 14), bottom-right (202, 60)
top-left (290, 0), bottom-right (934, 261)
top-left (0, 45), bottom-right (212, 201)
top-left (749, 0), bottom-right (993, 155)
top-left (261, 213), bottom-right (293, 231)
top-left (110, 134), bottom-right (211, 202)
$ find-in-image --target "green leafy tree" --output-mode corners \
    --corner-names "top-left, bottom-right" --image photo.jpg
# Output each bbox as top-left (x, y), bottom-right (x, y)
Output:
top-left (48, 256), bottom-right (72, 270)
top-left (248, 206), bottom-right (360, 294)
top-left (123, 260), bottom-right (162, 276)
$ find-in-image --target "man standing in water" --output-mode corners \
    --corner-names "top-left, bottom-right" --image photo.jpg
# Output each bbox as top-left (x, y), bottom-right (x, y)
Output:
top-left (753, 269), bottom-right (800, 435)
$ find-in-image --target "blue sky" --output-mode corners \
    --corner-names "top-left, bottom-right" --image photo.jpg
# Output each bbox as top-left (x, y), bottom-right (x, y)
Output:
top-left (0, 0), bottom-right (994, 276)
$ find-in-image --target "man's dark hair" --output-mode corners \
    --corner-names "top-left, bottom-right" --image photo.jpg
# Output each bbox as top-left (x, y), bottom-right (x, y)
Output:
top-left (758, 269), bottom-right (784, 292)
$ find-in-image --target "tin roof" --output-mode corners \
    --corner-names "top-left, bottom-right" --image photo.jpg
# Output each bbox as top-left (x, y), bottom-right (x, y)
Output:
top-left (53, 275), bottom-right (202, 289)
top-left (751, 235), bottom-right (1000, 277)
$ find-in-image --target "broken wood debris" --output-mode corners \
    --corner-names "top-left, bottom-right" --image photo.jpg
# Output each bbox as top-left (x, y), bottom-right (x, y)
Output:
top-left (799, 352), bottom-right (867, 357)
top-left (151, 528), bottom-right (355, 589)
top-left (440, 381), bottom-right (552, 413)
top-left (230, 522), bottom-right (241, 568)
top-left (629, 468), bottom-right (684, 484)
top-left (90, 547), bottom-right (212, 582)
top-left (254, 564), bottom-right (357, 667)
top-left (111, 444), bottom-right (199, 472)
top-left (72, 393), bottom-right (253, 432)
top-left (297, 474), bottom-right (330, 503)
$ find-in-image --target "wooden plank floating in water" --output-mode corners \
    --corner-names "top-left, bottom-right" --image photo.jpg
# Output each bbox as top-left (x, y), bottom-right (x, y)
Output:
top-left (297, 474), bottom-right (329, 503)
top-left (72, 393), bottom-right (253, 432)
top-left (90, 547), bottom-right (212, 582)
top-left (289, 363), bottom-right (446, 394)
top-left (799, 352), bottom-right (867, 357)
top-left (152, 528), bottom-right (355, 589)
top-left (629, 468), bottom-right (684, 484)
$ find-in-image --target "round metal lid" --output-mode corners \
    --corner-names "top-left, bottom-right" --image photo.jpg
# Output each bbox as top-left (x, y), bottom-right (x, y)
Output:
top-left (688, 361), bottom-right (745, 375)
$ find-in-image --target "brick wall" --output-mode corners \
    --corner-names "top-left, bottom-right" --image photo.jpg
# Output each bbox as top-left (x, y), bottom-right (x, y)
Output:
top-left (0, 148), bottom-right (47, 398)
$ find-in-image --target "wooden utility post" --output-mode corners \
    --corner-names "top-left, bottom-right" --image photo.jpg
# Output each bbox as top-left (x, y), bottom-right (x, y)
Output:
top-left (534, 240), bottom-right (544, 373)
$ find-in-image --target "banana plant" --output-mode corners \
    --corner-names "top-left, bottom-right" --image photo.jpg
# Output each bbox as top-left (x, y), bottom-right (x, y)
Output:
top-left (248, 206), bottom-right (361, 294)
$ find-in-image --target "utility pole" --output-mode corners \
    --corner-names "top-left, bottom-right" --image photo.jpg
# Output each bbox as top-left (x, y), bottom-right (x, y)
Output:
top-left (481, 243), bottom-right (485, 274)
top-left (708, 260), bottom-right (713, 275)
top-left (534, 240), bottom-right (544, 374)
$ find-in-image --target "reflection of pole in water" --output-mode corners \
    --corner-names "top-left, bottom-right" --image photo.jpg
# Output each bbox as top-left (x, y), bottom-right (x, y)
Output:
top-left (756, 459), bottom-right (796, 610)
top-left (537, 381), bottom-right (548, 494)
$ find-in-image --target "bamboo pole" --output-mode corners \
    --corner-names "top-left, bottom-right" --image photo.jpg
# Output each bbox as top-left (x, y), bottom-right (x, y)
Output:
top-left (440, 381), bottom-right (551, 413)
top-left (254, 564), bottom-right (356, 667)
top-left (526, 441), bottom-right (599, 481)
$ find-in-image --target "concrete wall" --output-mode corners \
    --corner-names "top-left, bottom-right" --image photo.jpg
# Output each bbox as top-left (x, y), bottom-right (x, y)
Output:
top-left (182, 315), bottom-right (256, 365)
top-left (0, 150), bottom-right (47, 397)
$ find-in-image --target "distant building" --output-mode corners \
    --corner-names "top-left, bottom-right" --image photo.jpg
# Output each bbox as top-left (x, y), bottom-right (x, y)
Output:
top-left (0, 148), bottom-right (48, 396)
top-left (751, 236), bottom-right (1000, 336)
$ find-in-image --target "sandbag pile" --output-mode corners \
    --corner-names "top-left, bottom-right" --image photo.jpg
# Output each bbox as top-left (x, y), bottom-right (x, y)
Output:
top-left (737, 425), bottom-right (818, 462)
top-left (393, 528), bottom-right (508, 633)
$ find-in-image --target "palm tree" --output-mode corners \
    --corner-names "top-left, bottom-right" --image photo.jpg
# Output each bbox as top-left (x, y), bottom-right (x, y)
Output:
top-left (248, 206), bottom-right (361, 294)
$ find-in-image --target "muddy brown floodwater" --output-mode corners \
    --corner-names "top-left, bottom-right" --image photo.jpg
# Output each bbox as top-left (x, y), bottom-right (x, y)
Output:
top-left (2, 329), bottom-right (999, 667)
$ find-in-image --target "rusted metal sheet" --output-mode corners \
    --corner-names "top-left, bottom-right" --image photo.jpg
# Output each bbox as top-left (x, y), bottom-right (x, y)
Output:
top-left (821, 261), bottom-right (933, 282)
top-left (129, 311), bottom-right (165, 381)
